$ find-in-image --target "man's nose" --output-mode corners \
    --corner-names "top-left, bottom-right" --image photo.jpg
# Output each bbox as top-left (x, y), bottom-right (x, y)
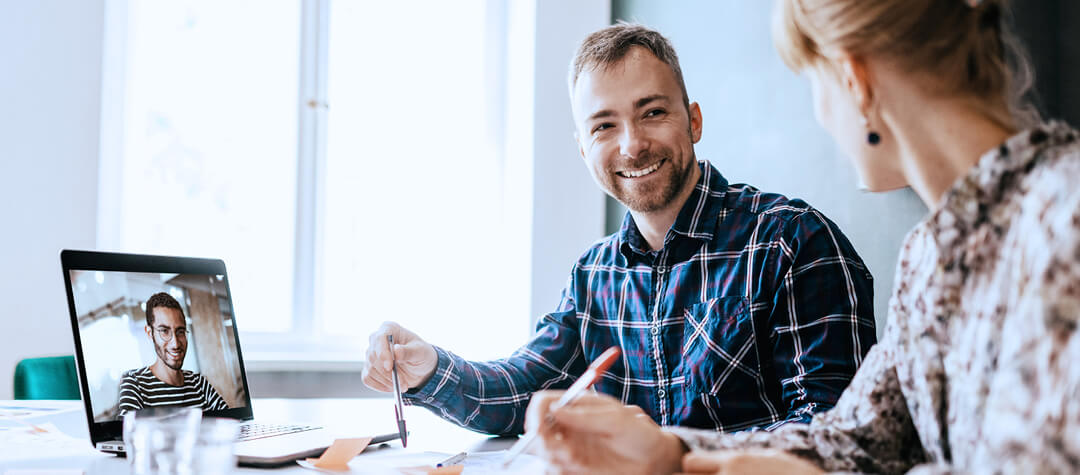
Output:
top-left (618, 123), bottom-right (649, 159)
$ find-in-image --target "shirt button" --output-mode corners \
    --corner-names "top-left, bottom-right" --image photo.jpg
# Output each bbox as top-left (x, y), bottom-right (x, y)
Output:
top-left (650, 326), bottom-right (659, 335)
top-left (657, 266), bottom-right (667, 274)
top-left (657, 389), bottom-right (666, 399)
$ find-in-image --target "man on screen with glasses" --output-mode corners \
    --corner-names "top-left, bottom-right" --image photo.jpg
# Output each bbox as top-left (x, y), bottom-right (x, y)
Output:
top-left (117, 292), bottom-right (228, 417)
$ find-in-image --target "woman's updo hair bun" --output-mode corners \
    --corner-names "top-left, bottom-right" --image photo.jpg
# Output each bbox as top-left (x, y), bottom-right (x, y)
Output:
top-left (773, 0), bottom-right (1040, 128)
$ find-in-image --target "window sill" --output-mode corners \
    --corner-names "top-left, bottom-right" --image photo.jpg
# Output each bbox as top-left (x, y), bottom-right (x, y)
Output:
top-left (242, 352), bottom-right (365, 372)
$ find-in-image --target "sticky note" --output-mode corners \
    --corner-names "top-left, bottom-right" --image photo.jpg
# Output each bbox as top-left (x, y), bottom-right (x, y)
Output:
top-left (304, 437), bottom-right (373, 471)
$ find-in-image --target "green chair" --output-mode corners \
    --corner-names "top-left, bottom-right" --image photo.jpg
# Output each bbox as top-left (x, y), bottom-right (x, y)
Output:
top-left (13, 356), bottom-right (81, 400)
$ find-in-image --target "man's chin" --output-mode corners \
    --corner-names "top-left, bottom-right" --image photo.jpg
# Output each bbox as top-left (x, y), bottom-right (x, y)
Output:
top-left (164, 360), bottom-right (184, 371)
top-left (614, 188), bottom-right (679, 213)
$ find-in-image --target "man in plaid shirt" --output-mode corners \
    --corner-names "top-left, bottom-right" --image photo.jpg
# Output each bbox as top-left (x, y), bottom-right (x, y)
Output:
top-left (362, 23), bottom-right (875, 436)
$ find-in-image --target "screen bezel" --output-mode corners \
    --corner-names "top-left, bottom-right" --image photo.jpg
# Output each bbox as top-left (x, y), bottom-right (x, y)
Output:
top-left (60, 249), bottom-right (256, 444)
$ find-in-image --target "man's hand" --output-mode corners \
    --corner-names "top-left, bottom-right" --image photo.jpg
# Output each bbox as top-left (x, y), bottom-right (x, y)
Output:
top-left (677, 449), bottom-right (823, 475)
top-left (525, 390), bottom-right (686, 475)
top-left (361, 321), bottom-right (438, 393)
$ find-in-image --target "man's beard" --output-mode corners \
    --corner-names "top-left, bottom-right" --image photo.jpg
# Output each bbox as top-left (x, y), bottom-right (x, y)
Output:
top-left (603, 148), bottom-right (696, 213)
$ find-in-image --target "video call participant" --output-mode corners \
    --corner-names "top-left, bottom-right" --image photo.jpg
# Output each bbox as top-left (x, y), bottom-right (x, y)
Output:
top-left (118, 292), bottom-right (228, 417)
top-left (361, 23), bottom-right (877, 435)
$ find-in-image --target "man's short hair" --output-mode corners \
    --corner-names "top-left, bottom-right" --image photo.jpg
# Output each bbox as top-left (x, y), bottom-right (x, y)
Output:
top-left (145, 292), bottom-right (184, 327)
top-left (568, 22), bottom-right (691, 113)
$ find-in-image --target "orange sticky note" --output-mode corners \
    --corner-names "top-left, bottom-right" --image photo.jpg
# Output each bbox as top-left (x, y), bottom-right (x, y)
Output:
top-left (305, 437), bottom-right (373, 471)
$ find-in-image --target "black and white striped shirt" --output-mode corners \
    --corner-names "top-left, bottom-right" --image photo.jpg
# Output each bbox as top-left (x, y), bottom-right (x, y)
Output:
top-left (117, 366), bottom-right (229, 417)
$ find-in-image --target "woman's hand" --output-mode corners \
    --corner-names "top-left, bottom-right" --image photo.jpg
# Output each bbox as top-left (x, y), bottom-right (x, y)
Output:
top-left (677, 449), bottom-right (824, 475)
top-left (525, 390), bottom-right (687, 475)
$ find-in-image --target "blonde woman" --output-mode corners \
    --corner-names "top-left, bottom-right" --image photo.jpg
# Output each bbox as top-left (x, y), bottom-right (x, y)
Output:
top-left (525, 0), bottom-right (1080, 473)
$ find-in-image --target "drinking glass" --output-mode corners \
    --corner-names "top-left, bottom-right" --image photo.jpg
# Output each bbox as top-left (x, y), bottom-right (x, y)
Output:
top-left (122, 406), bottom-right (201, 475)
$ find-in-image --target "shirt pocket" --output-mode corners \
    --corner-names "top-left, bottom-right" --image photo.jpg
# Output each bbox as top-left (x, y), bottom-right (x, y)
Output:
top-left (678, 296), bottom-right (759, 397)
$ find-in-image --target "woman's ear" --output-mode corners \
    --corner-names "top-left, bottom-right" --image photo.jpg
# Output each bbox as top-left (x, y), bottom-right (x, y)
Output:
top-left (836, 53), bottom-right (874, 116)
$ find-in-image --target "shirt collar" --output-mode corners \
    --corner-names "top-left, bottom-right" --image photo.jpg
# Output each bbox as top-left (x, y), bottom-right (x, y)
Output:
top-left (929, 121), bottom-right (1078, 254)
top-left (618, 161), bottom-right (728, 259)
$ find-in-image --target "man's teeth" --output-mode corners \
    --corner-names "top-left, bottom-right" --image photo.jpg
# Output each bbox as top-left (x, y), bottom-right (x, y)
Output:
top-left (620, 161), bottom-right (662, 178)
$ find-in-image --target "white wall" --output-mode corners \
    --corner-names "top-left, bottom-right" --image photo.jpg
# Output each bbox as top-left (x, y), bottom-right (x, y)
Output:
top-left (0, 0), bottom-right (105, 398)
top-left (526, 0), bottom-right (611, 325)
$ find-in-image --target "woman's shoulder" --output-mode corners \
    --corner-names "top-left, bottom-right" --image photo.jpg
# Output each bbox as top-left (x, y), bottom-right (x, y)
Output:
top-left (1010, 122), bottom-right (1080, 250)
top-left (1003, 122), bottom-right (1080, 300)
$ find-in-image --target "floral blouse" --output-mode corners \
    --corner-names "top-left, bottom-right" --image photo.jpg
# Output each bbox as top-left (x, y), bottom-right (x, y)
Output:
top-left (667, 122), bottom-right (1080, 474)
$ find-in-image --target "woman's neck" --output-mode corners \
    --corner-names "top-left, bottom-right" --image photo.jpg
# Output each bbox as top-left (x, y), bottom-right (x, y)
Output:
top-left (882, 93), bottom-right (1017, 209)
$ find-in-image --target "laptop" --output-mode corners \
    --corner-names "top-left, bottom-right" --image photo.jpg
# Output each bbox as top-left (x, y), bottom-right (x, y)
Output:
top-left (60, 249), bottom-right (398, 466)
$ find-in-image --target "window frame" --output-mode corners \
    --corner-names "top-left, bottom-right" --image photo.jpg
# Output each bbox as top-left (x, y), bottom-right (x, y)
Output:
top-left (98, 0), bottom-right (611, 366)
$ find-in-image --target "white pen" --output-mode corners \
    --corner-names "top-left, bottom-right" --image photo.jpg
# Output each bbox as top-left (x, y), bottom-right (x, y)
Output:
top-left (501, 346), bottom-right (622, 468)
top-left (436, 451), bottom-right (467, 467)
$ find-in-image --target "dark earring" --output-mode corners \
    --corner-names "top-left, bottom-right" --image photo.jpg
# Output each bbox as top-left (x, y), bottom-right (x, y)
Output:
top-left (861, 113), bottom-right (881, 146)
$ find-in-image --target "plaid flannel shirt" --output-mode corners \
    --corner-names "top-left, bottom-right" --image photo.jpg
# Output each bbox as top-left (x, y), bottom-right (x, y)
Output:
top-left (406, 161), bottom-right (876, 435)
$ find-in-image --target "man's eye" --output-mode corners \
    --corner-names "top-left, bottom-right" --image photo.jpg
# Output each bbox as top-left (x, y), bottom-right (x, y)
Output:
top-left (592, 123), bottom-right (613, 134)
top-left (645, 109), bottom-right (665, 118)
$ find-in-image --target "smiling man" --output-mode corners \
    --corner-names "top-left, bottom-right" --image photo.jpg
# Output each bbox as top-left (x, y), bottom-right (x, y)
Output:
top-left (361, 23), bottom-right (875, 435)
top-left (117, 292), bottom-right (228, 417)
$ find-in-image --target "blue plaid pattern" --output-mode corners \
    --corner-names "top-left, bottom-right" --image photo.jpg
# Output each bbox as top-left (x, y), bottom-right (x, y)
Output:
top-left (406, 161), bottom-right (876, 435)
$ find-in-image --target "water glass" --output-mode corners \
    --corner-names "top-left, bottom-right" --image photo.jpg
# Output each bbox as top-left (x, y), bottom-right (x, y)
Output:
top-left (122, 406), bottom-right (202, 475)
top-left (192, 417), bottom-right (240, 474)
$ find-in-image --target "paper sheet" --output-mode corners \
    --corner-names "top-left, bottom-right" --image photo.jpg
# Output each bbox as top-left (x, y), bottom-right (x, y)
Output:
top-left (296, 449), bottom-right (543, 474)
top-left (0, 404), bottom-right (69, 419)
top-left (0, 423), bottom-right (103, 463)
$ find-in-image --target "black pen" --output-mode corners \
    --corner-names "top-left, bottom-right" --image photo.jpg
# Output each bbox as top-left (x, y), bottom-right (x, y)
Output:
top-left (388, 334), bottom-right (408, 448)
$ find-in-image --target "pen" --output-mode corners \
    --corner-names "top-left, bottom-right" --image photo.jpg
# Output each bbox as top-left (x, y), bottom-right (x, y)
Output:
top-left (500, 346), bottom-right (622, 468)
top-left (436, 451), bottom-right (467, 467)
top-left (388, 334), bottom-right (408, 448)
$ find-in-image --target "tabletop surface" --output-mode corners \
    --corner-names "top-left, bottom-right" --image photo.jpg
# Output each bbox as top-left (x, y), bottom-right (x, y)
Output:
top-left (0, 398), bottom-right (524, 474)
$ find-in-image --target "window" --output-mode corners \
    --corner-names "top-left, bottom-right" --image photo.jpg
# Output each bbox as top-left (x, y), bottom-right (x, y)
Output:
top-left (100, 0), bottom-right (533, 361)
top-left (104, 0), bottom-right (300, 333)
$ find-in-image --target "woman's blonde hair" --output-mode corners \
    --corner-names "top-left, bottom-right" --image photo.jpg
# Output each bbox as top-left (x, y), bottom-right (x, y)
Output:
top-left (773, 0), bottom-right (1040, 128)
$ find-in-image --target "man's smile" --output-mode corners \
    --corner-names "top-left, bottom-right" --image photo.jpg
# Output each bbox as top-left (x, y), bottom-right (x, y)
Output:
top-left (617, 158), bottom-right (666, 178)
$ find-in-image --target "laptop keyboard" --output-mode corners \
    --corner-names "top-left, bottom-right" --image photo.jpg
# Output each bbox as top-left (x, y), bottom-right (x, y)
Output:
top-left (237, 423), bottom-right (321, 442)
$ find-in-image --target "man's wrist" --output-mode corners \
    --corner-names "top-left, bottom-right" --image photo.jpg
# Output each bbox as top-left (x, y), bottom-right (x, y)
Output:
top-left (414, 345), bottom-right (438, 390)
top-left (405, 344), bottom-right (448, 399)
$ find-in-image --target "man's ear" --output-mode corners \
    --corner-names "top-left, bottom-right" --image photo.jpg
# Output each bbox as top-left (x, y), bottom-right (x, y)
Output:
top-left (836, 53), bottom-right (874, 115)
top-left (145, 325), bottom-right (153, 341)
top-left (688, 102), bottom-right (703, 144)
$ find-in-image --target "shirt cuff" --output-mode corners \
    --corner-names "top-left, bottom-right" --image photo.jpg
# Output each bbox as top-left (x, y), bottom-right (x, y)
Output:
top-left (403, 345), bottom-right (457, 406)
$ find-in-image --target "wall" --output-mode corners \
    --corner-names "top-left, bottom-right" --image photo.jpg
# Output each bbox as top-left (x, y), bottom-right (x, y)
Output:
top-left (1012, 0), bottom-right (1080, 127)
top-left (525, 0), bottom-right (611, 325)
top-left (0, 0), bottom-right (105, 398)
top-left (612, 0), bottom-right (926, 332)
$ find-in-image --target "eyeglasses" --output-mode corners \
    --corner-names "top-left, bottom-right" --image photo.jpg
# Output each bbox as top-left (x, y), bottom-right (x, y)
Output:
top-left (154, 327), bottom-right (187, 342)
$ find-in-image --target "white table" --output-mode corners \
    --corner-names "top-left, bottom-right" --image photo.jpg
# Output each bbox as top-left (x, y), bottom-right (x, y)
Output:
top-left (1, 398), bottom-right (519, 474)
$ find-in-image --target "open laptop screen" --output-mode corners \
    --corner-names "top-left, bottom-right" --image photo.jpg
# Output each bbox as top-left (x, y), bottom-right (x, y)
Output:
top-left (63, 252), bottom-right (251, 426)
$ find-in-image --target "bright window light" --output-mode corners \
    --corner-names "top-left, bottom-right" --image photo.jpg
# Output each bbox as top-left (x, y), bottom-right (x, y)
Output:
top-left (112, 0), bottom-right (300, 333)
top-left (103, 0), bottom-right (527, 360)
top-left (320, 0), bottom-right (520, 359)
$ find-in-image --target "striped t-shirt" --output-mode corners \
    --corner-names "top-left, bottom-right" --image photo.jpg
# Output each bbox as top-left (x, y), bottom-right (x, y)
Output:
top-left (117, 366), bottom-right (229, 417)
